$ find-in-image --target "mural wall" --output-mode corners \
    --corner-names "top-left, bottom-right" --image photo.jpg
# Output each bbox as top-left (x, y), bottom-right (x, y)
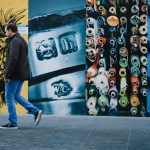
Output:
top-left (0, 0), bottom-right (28, 114)
top-left (86, 0), bottom-right (148, 116)
top-left (0, 0), bottom-right (149, 116)
top-left (28, 0), bottom-right (87, 115)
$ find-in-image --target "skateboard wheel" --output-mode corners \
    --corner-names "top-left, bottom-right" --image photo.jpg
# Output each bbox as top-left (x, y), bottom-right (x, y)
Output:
top-left (86, 37), bottom-right (94, 47)
top-left (87, 17), bottom-right (95, 26)
top-left (86, 66), bottom-right (98, 78)
top-left (86, 96), bottom-right (97, 109)
top-left (140, 56), bottom-right (147, 66)
top-left (109, 107), bottom-right (117, 116)
top-left (132, 86), bottom-right (138, 94)
top-left (110, 38), bottom-right (117, 47)
top-left (119, 96), bottom-right (129, 108)
top-left (131, 47), bottom-right (139, 53)
top-left (99, 58), bottom-right (106, 68)
top-left (141, 76), bottom-right (147, 86)
top-left (109, 7), bottom-right (116, 14)
top-left (131, 67), bottom-right (140, 77)
top-left (108, 86), bottom-right (118, 98)
top-left (112, 55), bottom-right (117, 66)
top-left (107, 16), bottom-right (119, 27)
top-left (119, 47), bottom-right (128, 57)
top-left (120, 27), bottom-right (127, 35)
top-left (99, 88), bottom-right (109, 95)
top-left (141, 36), bottom-right (147, 44)
top-left (35, 39), bottom-right (58, 60)
top-left (97, 36), bottom-right (107, 47)
top-left (120, 90), bottom-right (126, 96)
top-left (140, 14), bottom-right (147, 23)
top-left (109, 0), bottom-right (116, 5)
top-left (141, 0), bottom-right (147, 3)
top-left (86, 28), bottom-right (95, 37)
top-left (99, 47), bottom-right (105, 54)
top-left (119, 58), bottom-right (128, 68)
top-left (130, 94), bottom-right (140, 107)
top-left (140, 46), bottom-right (147, 54)
top-left (97, 28), bottom-right (105, 35)
top-left (130, 15), bottom-right (140, 25)
top-left (130, 35), bottom-right (140, 47)
top-left (98, 95), bottom-right (109, 107)
top-left (131, 5), bottom-right (139, 14)
top-left (95, 74), bottom-right (109, 89)
top-left (109, 26), bottom-right (117, 33)
top-left (94, 0), bottom-right (101, 12)
top-left (141, 67), bottom-right (147, 76)
top-left (99, 6), bottom-right (104, 11)
top-left (140, 104), bottom-right (146, 117)
top-left (130, 107), bottom-right (138, 115)
top-left (89, 77), bottom-right (96, 85)
top-left (141, 5), bottom-right (147, 13)
top-left (109, 78), bottom-right (116, 87)
top-left (119, 68), bottom-right (126, 77)
top-left (101, 107), bottom-right (106, 112)
top-left (88, 107), bottom-right (99, 116)
top-left (109, 68), bottom-right (116, 77)
top-left (86, 0), bottom-right (94, 6)
top-left (131, 55), bottom-right (140, 67)
top-left (120, 6), bottom-right (127, 13)
top-left (141, 88), bottom-right (147, 96)
top-left (110, 48), bottom-right (116, 55)
top-left (110, 98), bottom-right (118, 109)
top-left (89, 86), bottom-right (97, 96)
top-left (131, 27), bottom-right (139, 34)
top-left (97, 16), bottom-right (106, 26)
top-left (86, 48), bottom-right (97, 62)
top-left (86, 6), bottom-right (95, 13)
top-left (120, 77), bottom-right (127, 91)
top-left (139, 25), bottom-right (147, 35)
top-left (131, 76), bottom-right (140, 87)
top-left (118, 36), bottom-right (126, 45)
top-left (109, 37), bottom-right (117, 47)
top-left (120, 17), bottom-right (127, 24)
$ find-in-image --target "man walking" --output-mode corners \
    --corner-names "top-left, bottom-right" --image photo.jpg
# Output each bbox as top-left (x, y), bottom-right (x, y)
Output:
top-left (0, 23), bottom-right (42, 129)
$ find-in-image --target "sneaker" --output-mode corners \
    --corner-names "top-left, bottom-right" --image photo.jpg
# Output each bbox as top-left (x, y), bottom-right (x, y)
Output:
top-left (35, 110), bottom-right (42, 126)
top-left (0, 124), bottom-right (18, 129)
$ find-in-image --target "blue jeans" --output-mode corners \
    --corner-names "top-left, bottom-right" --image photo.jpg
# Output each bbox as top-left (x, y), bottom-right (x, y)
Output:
top-left (5, 80), bottom-right (39, 126)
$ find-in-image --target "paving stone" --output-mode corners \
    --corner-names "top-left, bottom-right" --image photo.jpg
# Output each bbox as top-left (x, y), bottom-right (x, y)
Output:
top-left (0, 115), bottom-right (150, 150)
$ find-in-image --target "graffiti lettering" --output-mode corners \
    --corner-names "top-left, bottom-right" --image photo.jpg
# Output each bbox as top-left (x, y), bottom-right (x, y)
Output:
top-left (51, 80), bottom-right (72, 97)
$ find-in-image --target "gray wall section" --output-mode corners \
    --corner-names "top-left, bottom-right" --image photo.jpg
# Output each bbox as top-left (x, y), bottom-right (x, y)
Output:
top-left (28, 0), bottom-right (87, 115)
top-left (29, 0), bottom-right (85, 19)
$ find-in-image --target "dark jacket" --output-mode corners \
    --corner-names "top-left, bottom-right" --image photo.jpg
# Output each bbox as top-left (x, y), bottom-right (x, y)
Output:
top-left (5, 33), bottom-right (29, 80)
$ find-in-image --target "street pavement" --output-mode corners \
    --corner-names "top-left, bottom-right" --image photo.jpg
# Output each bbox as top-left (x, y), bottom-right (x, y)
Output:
top-left (0, 114), bottom-right (150, 150)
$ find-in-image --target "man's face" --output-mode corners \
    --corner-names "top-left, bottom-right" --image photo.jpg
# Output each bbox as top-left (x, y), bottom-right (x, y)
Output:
top-left (5, 28), bottom-right (13, 38)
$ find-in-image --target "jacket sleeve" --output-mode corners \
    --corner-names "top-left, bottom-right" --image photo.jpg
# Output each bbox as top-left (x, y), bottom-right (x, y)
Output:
top-left (5, 40), bottom-right (20, 79)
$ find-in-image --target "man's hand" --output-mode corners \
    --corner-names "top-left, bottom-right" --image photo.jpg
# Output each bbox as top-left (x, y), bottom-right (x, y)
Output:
top-left (4, 78), bottom-right (10, 83)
